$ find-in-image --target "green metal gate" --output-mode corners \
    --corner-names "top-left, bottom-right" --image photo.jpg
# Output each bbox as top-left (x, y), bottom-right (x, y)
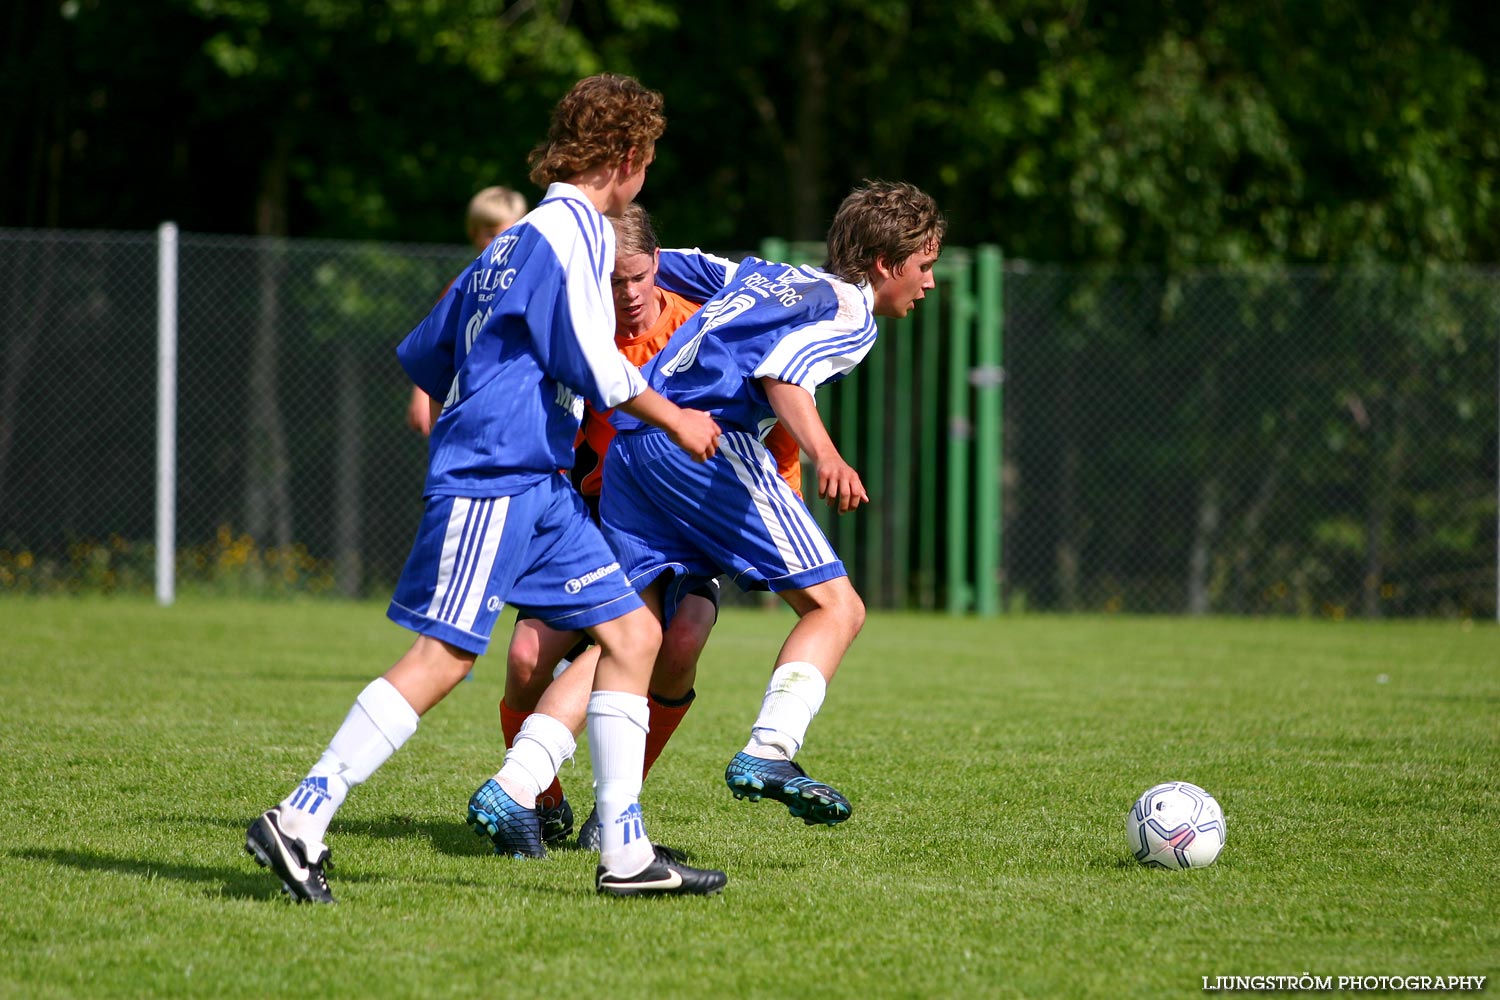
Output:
top-left (758, 239), bottom-right (1004, 615)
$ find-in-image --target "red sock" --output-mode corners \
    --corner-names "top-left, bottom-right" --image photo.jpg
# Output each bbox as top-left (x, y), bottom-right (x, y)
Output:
top-left (643, 690), bottom-right (695, 779)
top-left (500, 700), bottom-right (564, 807)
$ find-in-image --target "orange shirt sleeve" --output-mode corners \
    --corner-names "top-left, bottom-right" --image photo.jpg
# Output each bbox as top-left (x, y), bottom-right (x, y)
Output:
top-left (764, 423), bottom-right (804, 499)
top-left (577, 289), bottom-right (702, 497)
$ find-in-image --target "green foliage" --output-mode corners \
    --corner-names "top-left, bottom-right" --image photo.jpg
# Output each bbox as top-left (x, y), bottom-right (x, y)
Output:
top-left (8, 0), bottom-right (1499, 259)
top-left (997, 261), bottom-right (1498, 616)
top-left (1, 600), bottom-right (1496, 997)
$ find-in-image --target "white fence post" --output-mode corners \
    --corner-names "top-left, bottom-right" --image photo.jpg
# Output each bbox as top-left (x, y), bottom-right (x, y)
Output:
top-left (155, 222), bottom-right (178, 607)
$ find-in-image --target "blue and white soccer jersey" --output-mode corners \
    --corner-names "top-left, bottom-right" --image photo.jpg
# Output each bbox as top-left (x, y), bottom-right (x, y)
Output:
top-left (389, 474), bottom-right (641, 655)
top-left (602, 429), bottom-right (843, 607)
top-left (603, 249), bottom-right (875, 609)
top-left (396, 182), bottom-right (644, 497)
top-left (613, 250), bottom-right (877, 437)
top-left (386, 182), bottom-right (647, 649)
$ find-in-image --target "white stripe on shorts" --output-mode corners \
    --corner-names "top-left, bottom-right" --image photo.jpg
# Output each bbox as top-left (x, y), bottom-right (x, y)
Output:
top-left (427, 496), bottom-right (509, 630)
top-left (720, 432), bottom-right (834, 574)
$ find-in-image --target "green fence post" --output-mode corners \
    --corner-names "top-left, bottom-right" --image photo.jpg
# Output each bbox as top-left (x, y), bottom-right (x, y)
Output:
top-left (974, 245), bottom-right (1003, 616)
top-left (838, 354), bottom-right (860, 584)
top-left (865, 319), bottom-right (887, 604)
top-left (919, 279), bottom-right (943, 610)
top-left (890, 313), bottom-right (914, 609)
top-left (946, 258), bottom-right (974, 615)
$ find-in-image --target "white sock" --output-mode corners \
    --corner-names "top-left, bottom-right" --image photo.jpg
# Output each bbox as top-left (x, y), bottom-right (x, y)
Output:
top-left (743, 662), bottom-right (827, 760)
top-left (494, 713), bottom-right (575, 809)
top-left (278, 677), bottom-right (419, 846)
top-left (587, 690), bottom-right (654, 876)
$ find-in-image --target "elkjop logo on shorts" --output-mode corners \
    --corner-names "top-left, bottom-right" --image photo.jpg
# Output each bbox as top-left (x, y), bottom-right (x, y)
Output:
top-left (566, 561), bottom-right (620, 594)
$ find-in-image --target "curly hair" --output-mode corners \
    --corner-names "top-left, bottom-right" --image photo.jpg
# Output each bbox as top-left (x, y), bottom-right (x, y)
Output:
top-left (528, 74), bottom-right (667, 188)
top-left (824, 180), bottom-right (946, 285)
top-left (610, 202), bottom-right (661, 258)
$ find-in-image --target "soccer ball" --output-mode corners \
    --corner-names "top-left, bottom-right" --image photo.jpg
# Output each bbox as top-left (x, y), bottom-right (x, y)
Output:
top-left (1126, 781), bottom-right (1226, 870)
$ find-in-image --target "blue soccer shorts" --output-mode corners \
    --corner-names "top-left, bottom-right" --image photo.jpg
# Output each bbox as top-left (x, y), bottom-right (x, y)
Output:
top-left (600, 428), bottom-right (846, 616)
top-left (387, 473), bottom-right (644, 655)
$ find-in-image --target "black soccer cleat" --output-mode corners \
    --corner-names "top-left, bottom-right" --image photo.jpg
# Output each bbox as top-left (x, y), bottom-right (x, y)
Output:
top-left (576, 805), bottom-right (602, 852)
top-left (596, 844), bottom-right (727, 897)
top-left (245, 808), bottom-right (335, 904)
top-left (537, 793), bottom-right (575, 848)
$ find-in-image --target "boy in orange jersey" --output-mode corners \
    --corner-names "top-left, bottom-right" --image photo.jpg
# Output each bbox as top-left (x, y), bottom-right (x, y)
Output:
top-left (494, 203), bottom-right (803, 849)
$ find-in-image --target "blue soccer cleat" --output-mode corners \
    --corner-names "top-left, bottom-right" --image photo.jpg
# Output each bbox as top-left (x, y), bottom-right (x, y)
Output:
top-left (724, 751), bottom-right (852, 826)
top-left (467, 779), bottom-right (546, 858)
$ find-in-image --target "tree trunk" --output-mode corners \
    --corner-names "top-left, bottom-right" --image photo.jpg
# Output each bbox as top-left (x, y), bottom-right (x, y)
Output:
top-left (789, 28), bottom-right (828, 240)
top-left (0, 243), bottom-right (53, 526)
top-left (1229, 440), bottom-right (1287, 612)
top-left (1362, 376), bottom-right (1413, 618)
top-left (333, 338), bottom-right (363, 597)
top-left (0, 10), bottom-right (65, 524)
top-left (1054, 358), bottom-right (1081, 610)
top-left (1187, 475), bottom-right (1221, 615)
top-left (243, 134), bottom-right (295, 555)
top-left (1186, 362), bottom-right (1222, 614)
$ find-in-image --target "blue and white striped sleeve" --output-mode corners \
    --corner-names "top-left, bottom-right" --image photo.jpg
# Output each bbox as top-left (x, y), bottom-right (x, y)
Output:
top-left (752, 278), bottom-right (878, 395)
top-left (534, 202), bottom-right (646, 408)
top-left (395, 275), bottom-right (464, 400)
top-left (656, 248), bottom-right (739, 302)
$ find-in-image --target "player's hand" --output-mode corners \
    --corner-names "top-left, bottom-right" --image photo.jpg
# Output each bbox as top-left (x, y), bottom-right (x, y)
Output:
top-left (817, 457), bottom-right (869, 513)
top-left (668, 408), bottom-right (723, 463)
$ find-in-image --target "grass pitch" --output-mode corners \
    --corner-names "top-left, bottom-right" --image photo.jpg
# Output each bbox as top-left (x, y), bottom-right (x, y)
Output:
top-left (0, 597), bottom-right (1495, 998)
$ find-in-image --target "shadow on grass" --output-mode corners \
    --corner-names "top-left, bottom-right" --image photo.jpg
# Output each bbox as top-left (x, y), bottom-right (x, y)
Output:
top-left (173, 812), bottom-right (489, 858)
top-left (10, 845), bottom-right (508, 900)
top-left (10, 846), bottom-right (296, 901)
top-left (330, 815), bottom-right (492, 857)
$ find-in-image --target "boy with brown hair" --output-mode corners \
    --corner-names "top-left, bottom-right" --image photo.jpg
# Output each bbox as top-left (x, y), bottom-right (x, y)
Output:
top-left (495, 203), bottom-right (805, 851)
top-left (245, 74), bottom-right (728, 902)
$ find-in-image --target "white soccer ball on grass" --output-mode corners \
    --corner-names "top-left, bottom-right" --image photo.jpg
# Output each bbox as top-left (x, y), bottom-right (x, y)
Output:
top-left (1125, 781), bottom-right (1226, 870)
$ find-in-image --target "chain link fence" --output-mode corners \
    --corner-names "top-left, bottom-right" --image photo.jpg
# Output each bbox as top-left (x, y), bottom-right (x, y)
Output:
top-left (1, 227), bottom-right (1496, 618)
top-left (1, 228), bottom-right (462, 600)
top-left (1003, 263), bottom-right (1499, 618)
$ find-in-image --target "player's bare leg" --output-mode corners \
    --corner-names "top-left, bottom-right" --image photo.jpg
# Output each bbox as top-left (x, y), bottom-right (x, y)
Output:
top-left (248, 636), bottom-right (471, 902)
top-left (471, 635), bottom-right (597, 858)
top-left (499, 618), bottom-right (590, 844)
top-left (725, 576), bottom-right (864, 826)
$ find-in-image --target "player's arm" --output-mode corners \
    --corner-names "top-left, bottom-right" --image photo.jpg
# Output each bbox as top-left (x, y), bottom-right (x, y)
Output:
top-left (615, 388), bottom-right (722, 463)
top-left (760, 376), bottom-right (867, 513)
top-left (405, 386), bottom-right (433, 435)
top-left (534, 223), bottom-right (722, 461)
top-left (396, 280), bottom-right (465, 402)
top-left (655, 248), bottom-right (739, 301)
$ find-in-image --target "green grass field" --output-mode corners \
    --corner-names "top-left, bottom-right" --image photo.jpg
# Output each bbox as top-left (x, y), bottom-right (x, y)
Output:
top-left (1, 597), bottom-right (1495, 998)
